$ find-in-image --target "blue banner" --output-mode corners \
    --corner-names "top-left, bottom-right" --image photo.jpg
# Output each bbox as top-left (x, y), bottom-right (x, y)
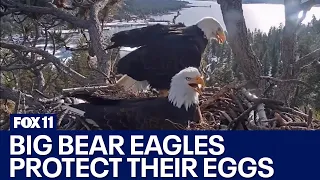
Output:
top-left (0, 114), bottom-right (319, 179)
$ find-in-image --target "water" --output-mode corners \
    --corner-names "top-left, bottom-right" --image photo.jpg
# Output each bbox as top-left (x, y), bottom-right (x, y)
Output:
top-left (55, 0), bottom-right (320, 59)
top-left (151, 0), bottom-right (320, 32)
top-left (117, 0), bottom-right (320, 57)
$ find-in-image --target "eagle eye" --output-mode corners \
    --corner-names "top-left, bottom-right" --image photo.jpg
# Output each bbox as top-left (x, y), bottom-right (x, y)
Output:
top-left (186, 77), bottom-right (191, 81)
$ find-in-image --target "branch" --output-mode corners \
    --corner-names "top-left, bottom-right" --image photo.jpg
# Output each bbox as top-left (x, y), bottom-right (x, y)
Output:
top-left (172, 11), bottom-right (181, 24)
top-left (5, 1), bottom-right (90, 29)
top-left (300, 0), bottom-right (318, 12)
top-left (260, 76), bottom-right (315, 90)
top-left (296, 0), bottom-right (317, 24)
top-left (0, 60), bottom-right (49, 71)
top-left (66, 46), bottom-right (89, 51)
top-left (0, 9), bottom-right (20, 17)
top-left (0, 84), bottom-right (43, 107)
top-left (87, 0), bottom-right (114, 82)
top-left (257, 103), bottom-right (268, 125)
top-left (62, 85), bottom-right (117, 94)
top-left (295, 48), bottom-right (320, 70)
top-left (86, 64), bottom-right (114, 84)
top-left (0, 42), bottom-right (89, 85)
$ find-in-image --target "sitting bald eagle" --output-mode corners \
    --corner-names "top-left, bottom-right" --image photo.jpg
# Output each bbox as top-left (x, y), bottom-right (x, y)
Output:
top-left (62, 67), bottom-right (205, 130)
top-left (108, 17), bottom-right (226, 96)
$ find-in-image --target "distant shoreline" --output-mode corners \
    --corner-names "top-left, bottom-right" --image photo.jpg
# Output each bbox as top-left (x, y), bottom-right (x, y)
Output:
top-left (195, 0), bottom-right (283, 3)
top-left (196, 0), bottom-right (319, 6)
top-left (115, 0), bottom-right (192, 20)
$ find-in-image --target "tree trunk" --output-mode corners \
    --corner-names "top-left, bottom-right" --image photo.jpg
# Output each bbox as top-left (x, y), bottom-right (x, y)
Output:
top-left (281, 0), bottom-right (301, 79)
top-left (217, 0), bottom-right (263, 88)
top-left (88, 25), bottom-right (110, 84)
top-left (34, 69), bottom-right (45, 92)
top-left (218, 0), bottom-right (319, 105)
top-left (276, 0), bottom-right (301, 105)
top-left (88, 0), bottom-right (111, 84)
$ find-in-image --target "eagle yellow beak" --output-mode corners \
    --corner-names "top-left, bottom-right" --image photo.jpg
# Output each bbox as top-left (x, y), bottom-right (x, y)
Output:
top-left (216, 30), bottom-right (226, 44)
top-left (188, 76), bottom-right (205, 94)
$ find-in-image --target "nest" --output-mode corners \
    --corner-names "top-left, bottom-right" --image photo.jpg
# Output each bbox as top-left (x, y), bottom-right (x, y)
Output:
top-left (1, 84), bottom-right (319, 131)
top-left (190, 86), bottom-right (320, 130)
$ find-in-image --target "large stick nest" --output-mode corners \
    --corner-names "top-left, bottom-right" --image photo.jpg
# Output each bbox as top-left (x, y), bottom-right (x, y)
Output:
top-left (1, 84), bottom-right (319, 131)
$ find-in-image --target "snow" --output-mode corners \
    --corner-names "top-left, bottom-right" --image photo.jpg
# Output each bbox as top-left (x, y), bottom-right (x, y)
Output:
top-left (4, 21), bottom-right (169, 61)
top-left (51, 21), bottom-right (168, 60)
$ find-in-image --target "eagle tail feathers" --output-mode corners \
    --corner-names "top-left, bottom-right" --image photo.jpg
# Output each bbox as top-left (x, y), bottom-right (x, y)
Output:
top-left (61, 104), bottom-right (86, 116)
top-left (61, 104), bottom-right (101, 128)
top-left (105, 44), bottom-right (118, 50)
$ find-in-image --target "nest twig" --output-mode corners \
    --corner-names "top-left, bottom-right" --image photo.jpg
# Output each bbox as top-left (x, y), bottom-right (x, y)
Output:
top-left (1, 83), bottom-right (319, 131)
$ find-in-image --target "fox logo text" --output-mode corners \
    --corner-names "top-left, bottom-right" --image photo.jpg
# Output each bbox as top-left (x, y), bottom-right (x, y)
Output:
top-left (12, 115), bottom-right (54, 129)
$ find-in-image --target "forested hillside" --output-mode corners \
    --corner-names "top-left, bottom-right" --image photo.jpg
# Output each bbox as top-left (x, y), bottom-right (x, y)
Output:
top-left (243, 0), bottom-right (283, 4)
top-left (198, 0), bottom-right (283, 3)
top-left (203, 16), bottom-right (320, 110)
top-left (115, 0), bottom-right (189, 19)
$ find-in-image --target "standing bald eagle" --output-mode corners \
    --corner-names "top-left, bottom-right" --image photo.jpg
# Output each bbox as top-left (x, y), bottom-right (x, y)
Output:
top-left (108, 17), bottom-right (226, 96)
top-left (62, 67), bottom-right (205, 130)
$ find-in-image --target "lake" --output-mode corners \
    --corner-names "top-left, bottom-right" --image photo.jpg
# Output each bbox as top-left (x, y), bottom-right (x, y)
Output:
top-left (151, 0), bottom-right (320, 32)
top-left (116, 0), bottom-right (320, 57)
top-left (54, 0), bottom-right (320, 59)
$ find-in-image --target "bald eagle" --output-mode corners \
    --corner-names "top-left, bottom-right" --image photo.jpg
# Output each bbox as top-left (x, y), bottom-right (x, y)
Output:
top-left (62, 67), bottom-right (205, 130)
top-left (108, 17), bottom-right (226, 96)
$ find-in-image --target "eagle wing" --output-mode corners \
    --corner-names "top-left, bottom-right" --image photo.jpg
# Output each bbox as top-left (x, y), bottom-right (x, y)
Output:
top-left (116, 34), bottom-right (204, 84)
top-left (68, 92), bottom-right (158, 106)
top-left (70, 98), bottom-right (188, 130)
top-left (106, 23), bottom-right (186, 49)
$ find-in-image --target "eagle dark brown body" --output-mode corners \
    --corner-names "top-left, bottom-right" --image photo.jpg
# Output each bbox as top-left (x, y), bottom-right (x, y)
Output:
top-left (108, 23), bottom-right (208, 90)
top-left (70, 97), bottom-right (198, 130)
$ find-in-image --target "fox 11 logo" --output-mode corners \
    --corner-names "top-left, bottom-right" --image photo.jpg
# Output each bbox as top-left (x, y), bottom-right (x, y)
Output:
top-left (10, 114), bottom-right (57, 130)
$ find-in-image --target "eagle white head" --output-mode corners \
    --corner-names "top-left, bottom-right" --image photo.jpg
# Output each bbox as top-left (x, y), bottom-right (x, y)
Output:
top-left (196, 17), bottom-right (226, 44)
top-left (168, 67), bottom-right (205, 110)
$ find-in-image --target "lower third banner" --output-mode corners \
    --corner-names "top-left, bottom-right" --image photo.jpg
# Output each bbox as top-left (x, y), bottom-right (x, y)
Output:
top-left (0, 114), bottom-right (319, 179)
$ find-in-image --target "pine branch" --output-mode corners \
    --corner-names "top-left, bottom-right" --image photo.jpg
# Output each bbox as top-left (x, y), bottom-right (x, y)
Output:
top-left (295, 48), bottom-right (320, 70)
top-left (0, 84), bottom-right (43, 107)
top-left (2, 0), bottom-right (119, 84)
top-left (259, 76), bottom-right (316, 90)
top-left (0, 60), bottom-right (49, 71)
top-left (0, 42), bottom-right (89, 85)
top-left (62, 85), bottom-right (117, 94)
top-left (2, 0), bottom-right (90, 28)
